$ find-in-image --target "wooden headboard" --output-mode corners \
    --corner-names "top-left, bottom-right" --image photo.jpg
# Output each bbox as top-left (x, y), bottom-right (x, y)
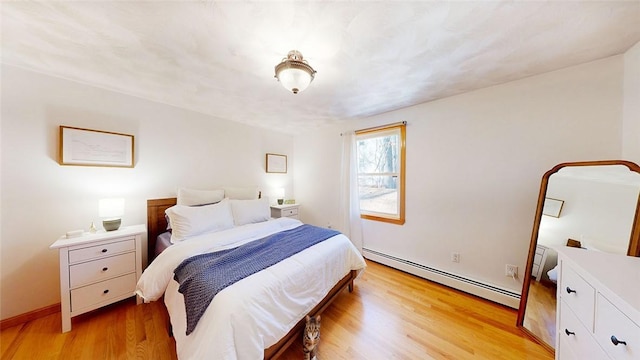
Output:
top-left (146, 191), bottom-right (263, 264)
top-left (147, 197), bottom-right (177, 264)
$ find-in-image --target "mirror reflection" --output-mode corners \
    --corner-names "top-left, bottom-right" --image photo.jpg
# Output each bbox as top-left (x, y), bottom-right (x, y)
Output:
top-left (518, 162), bottom-right (640, 351)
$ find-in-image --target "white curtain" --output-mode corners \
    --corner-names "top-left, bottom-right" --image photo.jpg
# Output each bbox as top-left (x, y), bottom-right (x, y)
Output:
top-left (339, 132), bottom-right (363, 252)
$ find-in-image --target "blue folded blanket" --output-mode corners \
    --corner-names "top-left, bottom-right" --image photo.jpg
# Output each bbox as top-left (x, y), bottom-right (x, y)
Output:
top-left (174, 224), bottom-right (340, 335)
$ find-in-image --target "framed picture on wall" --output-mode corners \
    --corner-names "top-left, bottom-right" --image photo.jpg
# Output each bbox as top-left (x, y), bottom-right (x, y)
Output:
top-left (266, 153), bottom-right (287, 173)
top-left (542, 197), bottom-right (564, 217)
top-left (59, 126), bottom-right (134, 167)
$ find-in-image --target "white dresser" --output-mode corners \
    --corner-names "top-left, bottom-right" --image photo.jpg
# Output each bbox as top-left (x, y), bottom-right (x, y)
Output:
top-left (555, 246), bottom-right (640, 359)
top-left (270, 204), bottom-right (300, 219)
top-left (50, 224), bottom-right (146, 332)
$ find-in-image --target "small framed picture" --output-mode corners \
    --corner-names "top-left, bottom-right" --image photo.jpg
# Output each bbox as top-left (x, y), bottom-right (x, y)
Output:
top-left (542, 197), bottom-right (564, 218)
top-left (266, 153), bottom-right (287, 173)
top-left (59, 126), bottom-right (134, 167)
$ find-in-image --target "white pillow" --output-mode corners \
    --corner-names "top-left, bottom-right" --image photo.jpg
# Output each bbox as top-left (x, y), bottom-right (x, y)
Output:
top-left (223, 186), bottom-right (259, 200)
top-left (165, 199), bottom-right (234, 243)
top-left (230, 198), bottom-right (270, 226)
top-left (177, 187), bottom-right (225, 206)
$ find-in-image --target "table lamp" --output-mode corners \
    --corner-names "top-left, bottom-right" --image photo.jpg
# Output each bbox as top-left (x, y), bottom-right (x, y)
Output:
top-left (274, 188), bottom-right (285, 205)
top-left (99, 198), bottom-right (124, 231)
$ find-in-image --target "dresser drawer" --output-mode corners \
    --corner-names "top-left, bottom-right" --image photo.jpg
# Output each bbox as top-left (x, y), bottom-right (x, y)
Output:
top-left (71, 273), bottom-right (136, 312)
top-left (69, 238), bottom-right (135, 263)
top-left (595, 294), bottom-right (640, 360)
top-left (559, 299), bottom-right (609, 360)
top-left (69, 252), bottom-right (135, 288)
top-left (560, 262), bottom-right (596, 330)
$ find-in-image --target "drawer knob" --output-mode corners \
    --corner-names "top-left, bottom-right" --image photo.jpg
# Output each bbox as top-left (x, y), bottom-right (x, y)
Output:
top-left (103, 289), bottom-right (109, 294)
top-left (565, 286), bottom-right (577, 294)
top-left (102, 267), bottom-right (108, 272)
top-left (611, 335), bottom-right (627, 346)
top-left (101, 249), bottom-right (108, 253)
top-left (564, 329), bottom-right (575, 336)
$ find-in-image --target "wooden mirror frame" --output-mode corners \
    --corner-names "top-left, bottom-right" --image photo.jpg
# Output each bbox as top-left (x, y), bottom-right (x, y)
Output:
top-left (516, 160), bottom-right (640, 350)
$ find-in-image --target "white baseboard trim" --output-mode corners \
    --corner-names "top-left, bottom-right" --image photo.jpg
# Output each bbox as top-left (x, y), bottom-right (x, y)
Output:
top-left (363, 248), bottom-right (520, 309)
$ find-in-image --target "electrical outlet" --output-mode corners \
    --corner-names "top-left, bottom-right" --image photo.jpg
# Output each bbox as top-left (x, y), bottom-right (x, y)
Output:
top-left (506, 264), bottom-right (518, 278)
top-left (451, 252), bottom-right (460, 263)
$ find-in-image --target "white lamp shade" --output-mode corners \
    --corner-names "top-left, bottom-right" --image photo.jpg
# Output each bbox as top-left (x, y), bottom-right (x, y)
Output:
top-left (99, 198), bottom-right (125, 219)
top-left (274, 188), bottom-right (285, 199)
top-left (277, 68), bottom-right (312, 94)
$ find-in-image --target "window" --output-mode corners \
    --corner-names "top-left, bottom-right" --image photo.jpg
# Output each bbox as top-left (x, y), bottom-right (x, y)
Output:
top-left (355, 123), bottom-right (406, 224)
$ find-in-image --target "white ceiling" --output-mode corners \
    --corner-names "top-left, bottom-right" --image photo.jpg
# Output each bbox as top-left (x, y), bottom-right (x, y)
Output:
top-left (2, 1), bottom-right (640, 134)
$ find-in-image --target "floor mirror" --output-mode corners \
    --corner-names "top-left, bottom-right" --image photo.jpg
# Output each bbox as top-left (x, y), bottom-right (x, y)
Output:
top-left (516, 160), bottom-right (640, 352)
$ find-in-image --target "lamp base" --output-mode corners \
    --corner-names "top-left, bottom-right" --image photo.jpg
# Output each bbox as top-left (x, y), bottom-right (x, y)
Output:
top-left (103, 219), bottom-right (121, 231)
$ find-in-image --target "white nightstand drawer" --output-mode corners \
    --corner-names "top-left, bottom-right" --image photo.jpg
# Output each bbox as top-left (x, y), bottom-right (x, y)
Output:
top-left (69, 238), bottom-right (135, 263)
top-left (560, 262), bottom-right (596, 331)
top-left (533, 253), bottom-right (542, 265)
top-left (531, 264), bottom-right (540, 276)
top-left (282, 208), bottom-right (298, 217)
top-left (271, 204), bottom-right (300, 219)
top-left (69, 252), bottom-right (136, 288)
top-left (559, 299), bottom-right (609, 360)
top-left (71, 273), bottom-right (136, 312)
top-left (595, 294), bottom-right (640, 360)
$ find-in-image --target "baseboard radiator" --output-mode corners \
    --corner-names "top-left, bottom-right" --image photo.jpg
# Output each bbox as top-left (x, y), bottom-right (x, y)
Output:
top-left (362, 248), bottom-right (521, 309)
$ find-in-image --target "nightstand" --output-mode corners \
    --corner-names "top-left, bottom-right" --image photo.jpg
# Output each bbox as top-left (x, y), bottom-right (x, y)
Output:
top-left (270, 204), bottom-right (300, 219)
top-left (50, 224), bottom-right (146, 332)
top-left (532, 243), bottom-right (549, 282)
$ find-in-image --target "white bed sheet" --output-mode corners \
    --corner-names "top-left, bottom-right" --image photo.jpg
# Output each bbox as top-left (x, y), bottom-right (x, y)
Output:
top-left (136, 218), bottom-right (366, 360)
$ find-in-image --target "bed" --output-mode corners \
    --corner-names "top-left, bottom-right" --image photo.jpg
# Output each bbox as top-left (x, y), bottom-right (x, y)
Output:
top-left (137, 196), bottom-right (366, 359)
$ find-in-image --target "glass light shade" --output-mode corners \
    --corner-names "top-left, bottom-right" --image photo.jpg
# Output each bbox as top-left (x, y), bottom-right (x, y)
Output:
top-left (277, 68), bottom-right (312, 94)
top-left (274, 50), bottom-right (316, 94)
top-left (99, 198), bottom-right (125, 219)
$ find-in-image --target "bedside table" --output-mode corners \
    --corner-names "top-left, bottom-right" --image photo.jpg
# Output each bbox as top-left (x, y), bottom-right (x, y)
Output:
top-left (532, 244), bottom-right (548, 282)
top-left (270, 204), bottom-right (300, 219)
top-left (50, 224), bottom-right (146, 332)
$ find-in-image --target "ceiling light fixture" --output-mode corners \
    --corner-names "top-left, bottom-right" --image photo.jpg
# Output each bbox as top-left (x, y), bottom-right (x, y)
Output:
top-left (274, 50), bottom-right (316, 94)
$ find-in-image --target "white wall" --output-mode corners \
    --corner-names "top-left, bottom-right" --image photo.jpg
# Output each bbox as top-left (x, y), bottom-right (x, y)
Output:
top-left (2, 46), bottom-right (637, 319)
top-left (0, 65), bottom-right (294, 320)
top-left (294, 56), bottom-right (625, 304)
top-left (537, 175), bottom-right (638, 282)
top-left (623, 41), bottom-right (640, 163)
top-left (540, 176), bottom-right (638, 253)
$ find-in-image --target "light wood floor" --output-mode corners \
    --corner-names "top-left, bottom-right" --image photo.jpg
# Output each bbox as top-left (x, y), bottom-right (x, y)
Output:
top-left (1, 260), bottom-right (553, 360)
top-left (522, 279), bottom-right (557, 349)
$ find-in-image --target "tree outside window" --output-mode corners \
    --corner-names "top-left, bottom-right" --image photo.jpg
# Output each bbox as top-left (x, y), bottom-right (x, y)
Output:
top-left (355, 123), bottom-right (405, 225)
